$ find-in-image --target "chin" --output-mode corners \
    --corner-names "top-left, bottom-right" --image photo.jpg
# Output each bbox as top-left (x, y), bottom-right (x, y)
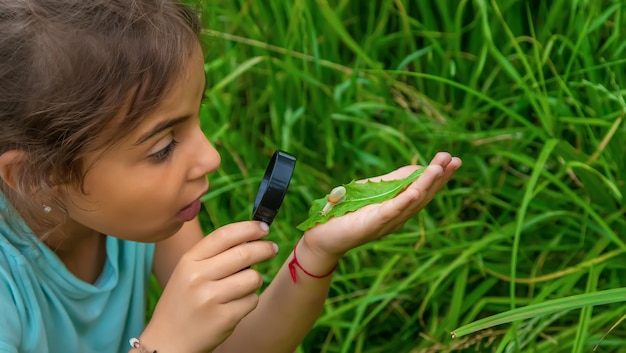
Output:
top-left (115, 222), bottom-right (184, 244)
top-left (151, 222), bottom-right (185, 243)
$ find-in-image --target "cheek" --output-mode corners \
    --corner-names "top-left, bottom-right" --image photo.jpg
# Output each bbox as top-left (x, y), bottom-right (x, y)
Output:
top-left (62, 163), bottom-right (183, 235)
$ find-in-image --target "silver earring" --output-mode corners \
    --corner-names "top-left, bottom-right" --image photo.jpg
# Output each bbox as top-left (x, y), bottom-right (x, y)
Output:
top-left (43, 205), bottom-right (52, 213)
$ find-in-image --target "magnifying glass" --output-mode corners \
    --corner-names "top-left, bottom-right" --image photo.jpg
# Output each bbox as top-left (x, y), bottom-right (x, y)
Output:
top-left (252, 150), bottom-right (296, 225)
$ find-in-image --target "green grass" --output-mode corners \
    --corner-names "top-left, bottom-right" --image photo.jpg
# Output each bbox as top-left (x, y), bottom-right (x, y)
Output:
top-left (168, 0), bottom-right (626, 352)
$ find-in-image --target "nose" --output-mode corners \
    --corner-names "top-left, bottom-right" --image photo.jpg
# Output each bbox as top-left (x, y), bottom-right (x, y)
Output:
top-left (187, 128), bottom-right (221, 181)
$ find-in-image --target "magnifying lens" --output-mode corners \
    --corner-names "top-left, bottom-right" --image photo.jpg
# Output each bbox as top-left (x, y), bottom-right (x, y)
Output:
top-left (252, 150), bottom-right (296, 225)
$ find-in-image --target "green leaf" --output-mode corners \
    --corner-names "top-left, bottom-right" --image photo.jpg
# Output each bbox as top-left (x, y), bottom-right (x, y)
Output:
top-left (296, 168), bottom-right (426, 231)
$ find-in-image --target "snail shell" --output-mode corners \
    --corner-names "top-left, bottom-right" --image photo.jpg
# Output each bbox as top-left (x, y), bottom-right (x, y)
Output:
top-left (321, 186), bottom-right (346, 215)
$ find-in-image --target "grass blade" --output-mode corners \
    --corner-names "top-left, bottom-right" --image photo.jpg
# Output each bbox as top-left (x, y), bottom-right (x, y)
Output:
top-left (452, 288), bottom-right (626, 339)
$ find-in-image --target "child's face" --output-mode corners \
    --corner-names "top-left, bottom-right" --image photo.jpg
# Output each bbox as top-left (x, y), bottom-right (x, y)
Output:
top-left (59, 46), bottom-right (219, 242)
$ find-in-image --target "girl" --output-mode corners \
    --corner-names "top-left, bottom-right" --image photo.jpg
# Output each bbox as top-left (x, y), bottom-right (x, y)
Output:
top-left (0, 0), bottom-right (462, 352)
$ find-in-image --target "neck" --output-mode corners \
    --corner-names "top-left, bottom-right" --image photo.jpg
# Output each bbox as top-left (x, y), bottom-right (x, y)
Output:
top-left (13, 201), bottom-right (109, 284)
top-left (41, 219), bottom-right (108, 284)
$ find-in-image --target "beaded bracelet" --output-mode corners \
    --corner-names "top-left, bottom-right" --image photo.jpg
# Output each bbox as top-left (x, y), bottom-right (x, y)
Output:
top-left (129, 337), bottom-right (156, 353)
top-left (288, 239), bottom-right (338, 283)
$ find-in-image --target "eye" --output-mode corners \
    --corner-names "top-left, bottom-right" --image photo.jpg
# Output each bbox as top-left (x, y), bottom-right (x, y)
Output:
top-left (150, 139), bottom-right (179, 162)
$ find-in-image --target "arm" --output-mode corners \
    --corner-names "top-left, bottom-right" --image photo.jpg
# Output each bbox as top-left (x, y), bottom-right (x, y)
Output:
top-left (213, 240), bottom-right (336, 353)
top-left (215, 153), bottom-right (462, 352)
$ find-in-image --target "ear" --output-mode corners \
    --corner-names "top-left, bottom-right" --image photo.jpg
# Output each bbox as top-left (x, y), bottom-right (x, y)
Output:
top-left (0, 150), bottom-right (27, 190)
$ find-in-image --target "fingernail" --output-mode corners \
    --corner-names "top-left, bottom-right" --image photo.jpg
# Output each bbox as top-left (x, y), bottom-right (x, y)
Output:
top-left (259, 222), bottom-right (269, 232)
top-left (272, 242), bottom-right (279, 255)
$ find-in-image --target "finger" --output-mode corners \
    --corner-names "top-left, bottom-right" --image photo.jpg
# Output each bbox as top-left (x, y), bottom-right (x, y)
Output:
top-left (186, 221), bottom-right (270, 261)
top-left (357, 165), bottom-right (420, 183)
top-left (375, 162), bottom-right (445, 221)
top-left (407, 153), bottom-right (457, 194)
top-left (401, 155), bottom-right (462, 217)
top-left (420, 153), bottom-right (452, 195)
top-left (430, 156), bottom-right (462, 194)
top-left (205, 240), bottom-right (278, 279)
top-left (378, 153), bottom-right (456, 214)
top-left (441, 156), bottom-right (462, 185)
top-left (446, 157), bottom-right (463, 180)
top-left (221, 292), bottom-right (260, 322)
top-left (359, 152), bottom-right (453, 184)
top-left (427, 152), bottom-right (452, 188)
top-left (400, 159), bottom-right (446, 208)
top-left (408, 161), bottom-right (445, 197)
top-left (430, 151), bottom-right (453, 167)
top-left (213, 268), bottom-right (264, 303)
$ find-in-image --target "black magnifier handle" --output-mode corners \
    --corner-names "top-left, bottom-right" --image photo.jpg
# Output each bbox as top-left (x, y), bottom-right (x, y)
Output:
top-left (252, 150), bottom-right (296, 225)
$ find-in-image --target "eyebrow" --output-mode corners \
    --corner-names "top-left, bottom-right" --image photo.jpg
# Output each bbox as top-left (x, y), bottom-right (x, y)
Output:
top-left (134, 115), bottom-right (191, 145)
top-left (134, 75), bottom-right (207, 146)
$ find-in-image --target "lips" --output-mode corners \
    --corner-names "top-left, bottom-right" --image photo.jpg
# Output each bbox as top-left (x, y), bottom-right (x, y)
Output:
top-left (178, 188), bottom-right (208, 222)
top-left (178, 199), bottom-right (202, 222)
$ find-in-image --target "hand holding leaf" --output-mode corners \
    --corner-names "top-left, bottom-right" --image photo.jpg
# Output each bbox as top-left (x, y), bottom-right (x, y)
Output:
top-left (297, 168), bottom-right (426, 231)
top-left (297, 153), bottom-right (462, 260)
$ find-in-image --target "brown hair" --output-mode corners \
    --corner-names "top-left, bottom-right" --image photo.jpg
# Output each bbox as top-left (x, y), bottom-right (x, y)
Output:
top-left (0, 0), bottom-right (202, 231)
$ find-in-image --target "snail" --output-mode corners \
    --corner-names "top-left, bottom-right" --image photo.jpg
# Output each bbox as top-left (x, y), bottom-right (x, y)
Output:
top-left (321, 185), bottom-right (346, 215)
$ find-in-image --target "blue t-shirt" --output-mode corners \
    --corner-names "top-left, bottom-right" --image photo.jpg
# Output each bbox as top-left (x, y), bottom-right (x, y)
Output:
top-left (0, 194), bottom-right (155, 353)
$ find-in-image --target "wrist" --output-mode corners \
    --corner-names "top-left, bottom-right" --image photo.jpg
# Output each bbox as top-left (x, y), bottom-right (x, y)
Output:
top-left (288, 236), bottom-right (341, 283)
top-left (129, 337), bottom-right (156, 353)
top-left (300, 231), bottom-right (346, 261)
top-left (138, 325), bottom-right (197, 353)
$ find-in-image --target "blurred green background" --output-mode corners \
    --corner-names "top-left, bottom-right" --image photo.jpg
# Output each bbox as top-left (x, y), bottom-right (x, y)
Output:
top-left (165, 1), bottom-right (626, 352)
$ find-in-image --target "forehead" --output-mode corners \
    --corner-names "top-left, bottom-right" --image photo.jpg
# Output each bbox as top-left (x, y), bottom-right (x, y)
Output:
top-left (152, 46), bottom-right (205, 110)
top-left (94, 45), bottom-right (206, 150)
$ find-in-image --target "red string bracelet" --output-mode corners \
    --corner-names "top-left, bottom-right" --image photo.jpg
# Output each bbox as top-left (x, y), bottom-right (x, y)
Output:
top-left (288, 239), bottom-right (338, 283)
